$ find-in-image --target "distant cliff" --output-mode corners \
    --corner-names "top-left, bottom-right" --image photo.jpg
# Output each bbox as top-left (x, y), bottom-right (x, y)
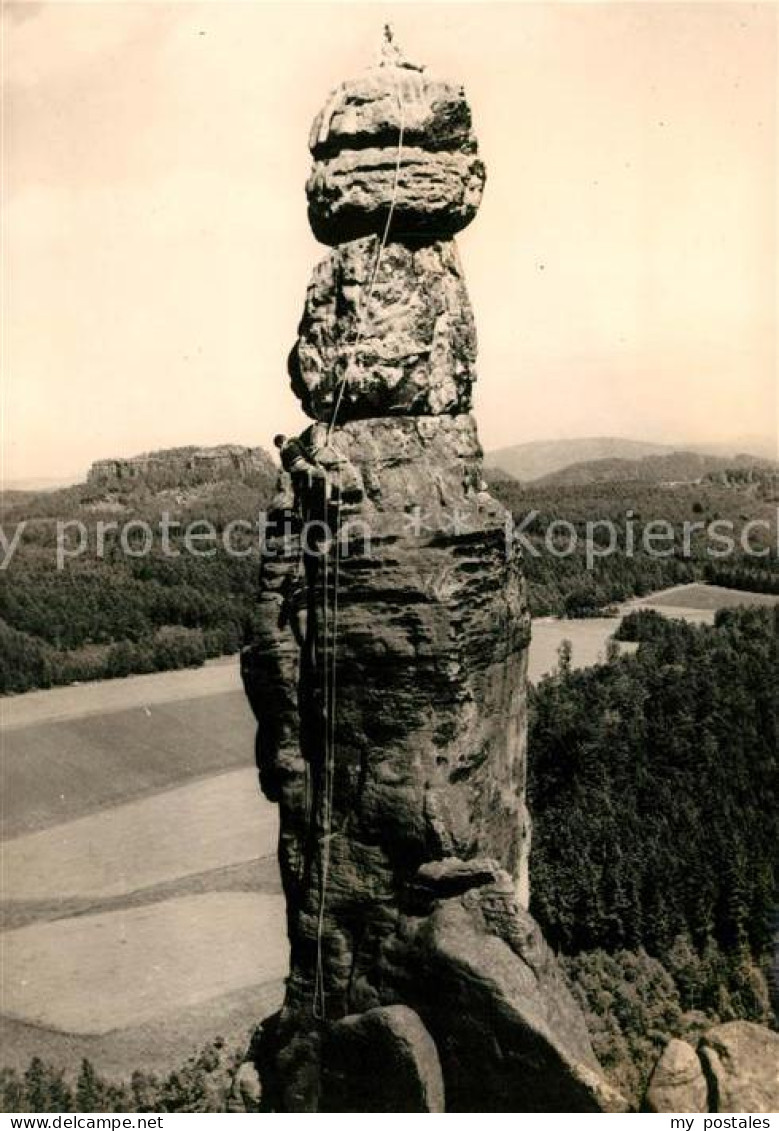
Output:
top-left (87, 445), bottom-right (275, 490)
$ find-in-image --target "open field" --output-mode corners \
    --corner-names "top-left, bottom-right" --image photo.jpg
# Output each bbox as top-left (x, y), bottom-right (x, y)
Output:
top-left (609, 583), bottom-right (779, 627)
top-left (0, 982), bottom-right (284, 1079)
top-left (634, 582), bottom-right (779, 612)
top-left (2, 768), bottom-right (276, 903)
top-left (528, 619), bottom-right (636, 682)
top-left (2, 692), bottom-right (256, 839)
top-left (525, 584), bottom-right (775, 682)
top-left (1, 657), bottom-right (240, 732)
top-left (0, 657), bottom-right (282, 1076)
top-left (2, 893), bottom-right (288, 1034)
top-left (0, 857), bottom-right (281, 933)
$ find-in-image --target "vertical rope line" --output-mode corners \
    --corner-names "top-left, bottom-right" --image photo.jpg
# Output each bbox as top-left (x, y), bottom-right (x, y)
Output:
top-left (313, 68), bottom-right (405, 1020)
top-left (302, 762), bottom-right (311, 875)
top-left (313, 503), bottom-right (331, 1021)
top-left (327, 73), bottom-right (406, 440)
top-left (328, 469), bottom-right (342, 827)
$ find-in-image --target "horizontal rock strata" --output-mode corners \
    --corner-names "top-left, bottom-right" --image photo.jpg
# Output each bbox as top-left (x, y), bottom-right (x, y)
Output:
top-left (307, 148), bottom-right (486, 245)
top-left (306, 56), bottom-right (485, 245)
top-left (309, 68), bottom-right (478, 158)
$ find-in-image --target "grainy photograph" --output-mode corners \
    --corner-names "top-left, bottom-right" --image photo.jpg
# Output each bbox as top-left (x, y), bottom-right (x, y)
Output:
top-left (1, 0), bottom-right (777, 1116)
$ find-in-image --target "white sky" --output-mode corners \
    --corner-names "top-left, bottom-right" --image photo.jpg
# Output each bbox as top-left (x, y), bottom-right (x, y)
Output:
top-left (3, 1), bottom-right (777, 480)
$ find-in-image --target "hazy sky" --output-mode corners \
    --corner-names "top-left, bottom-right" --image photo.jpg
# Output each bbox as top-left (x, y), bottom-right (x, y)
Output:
top-left (4, 1), bottom-right (777, 480)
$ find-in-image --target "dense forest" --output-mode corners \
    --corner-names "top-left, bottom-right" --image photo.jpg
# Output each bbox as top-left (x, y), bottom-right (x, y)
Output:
top-left (529, 607), bottom-right (777, 1098)
top-left (0, 472), bottom-right (276, 694)
top-left (0, 1041), bottom-right (250, 1114)
top-left (491, 475), bottom-right (779, 616)
top-left (1, 459), bottom-right (777, 694)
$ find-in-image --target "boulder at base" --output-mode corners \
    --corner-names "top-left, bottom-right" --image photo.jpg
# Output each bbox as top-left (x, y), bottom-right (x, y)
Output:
top-left (321, 1005), bottom-right (445, 1112)
top-left (644, 1038), bottom-right (708, 1113)
top-left (699, 1021), bottom-right (779, 1113)
top-left (382, 860), bottom-right (630, 1113)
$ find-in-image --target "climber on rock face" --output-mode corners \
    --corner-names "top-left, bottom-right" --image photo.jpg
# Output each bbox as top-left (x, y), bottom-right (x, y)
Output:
top-left (274, 433), bottom-right (327, 516)
top-left (278, 570), bottom-right (307, 648)
top-left (274, 432), bottom-right (315, 477)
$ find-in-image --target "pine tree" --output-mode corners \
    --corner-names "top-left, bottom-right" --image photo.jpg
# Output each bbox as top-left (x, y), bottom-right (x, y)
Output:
top-left (76, 1059), bottom-right (104, 1111)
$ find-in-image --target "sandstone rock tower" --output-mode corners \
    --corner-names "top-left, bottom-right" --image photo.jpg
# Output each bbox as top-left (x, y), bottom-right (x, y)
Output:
top-left (242, 32), bottom-right (625, 1112)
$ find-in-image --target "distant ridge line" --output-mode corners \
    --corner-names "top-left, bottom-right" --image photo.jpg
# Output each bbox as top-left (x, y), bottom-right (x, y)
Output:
top-left (485, 435), bottom-right (777, 483)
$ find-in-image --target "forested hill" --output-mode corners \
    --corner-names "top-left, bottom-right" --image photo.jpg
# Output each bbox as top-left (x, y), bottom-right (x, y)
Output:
top-left (490, 475), bottom-right (779, 617)
top-left (485, 436), bottom-right (776, 483)
top-left (529, 607), bottom-right (777, 1097)
top-left (0, 446), bottom-right (278, 694)
top-left (534, 451), bottom-right (775, 488)
top-left (486, 437), bottom-right (672, 481)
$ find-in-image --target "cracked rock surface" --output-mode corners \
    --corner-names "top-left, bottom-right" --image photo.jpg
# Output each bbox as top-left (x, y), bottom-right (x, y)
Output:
top-left (290, 237), bottom-right (476, 421)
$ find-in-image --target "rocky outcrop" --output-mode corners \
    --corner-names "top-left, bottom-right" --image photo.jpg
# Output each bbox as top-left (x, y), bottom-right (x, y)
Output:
top-left (290, 237), bottom-right (476, 421)
top-left (385, 861), bottom-right (629, 1113)
top-left (88, 445), bottom-right (273, 490)
top-left (321, 1005), bottom-right (445, 1113)
top-left (643, 1023), bottom-right (779, 1114)
top-left (309, 65), bottom-right (478, 158)
top-left (241, 32), bottom-right (623, 1112)
top-left (244, 859), bottom-right (628, 1113)
top-left (307, 148), bottom-right (486, 246)
top-left (699, 1022), bottom-right (779, 1113)
top-left (645, 1039), bottom-right (708, 1113)
top-left (306, 53), bottom-right (484, 245)
top-left (243, 416), bottom-right (533, 1025)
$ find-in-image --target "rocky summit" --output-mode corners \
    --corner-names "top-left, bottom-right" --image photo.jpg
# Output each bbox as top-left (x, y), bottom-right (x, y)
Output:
top-left (305, 47), bottom-right (485, 245)
top-left (241, 33), bottom-right (625, 1112)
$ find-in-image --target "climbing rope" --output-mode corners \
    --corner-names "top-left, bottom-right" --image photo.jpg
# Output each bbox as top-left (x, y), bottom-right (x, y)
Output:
top-left (312, 466), bottom-right (342, 1021)
top-left (326, 80), bottom-right (407, 440)
top-left (311, 70), bottom-right (407, 1019)
top-left (313, 485), bottom-right (331, 1019)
